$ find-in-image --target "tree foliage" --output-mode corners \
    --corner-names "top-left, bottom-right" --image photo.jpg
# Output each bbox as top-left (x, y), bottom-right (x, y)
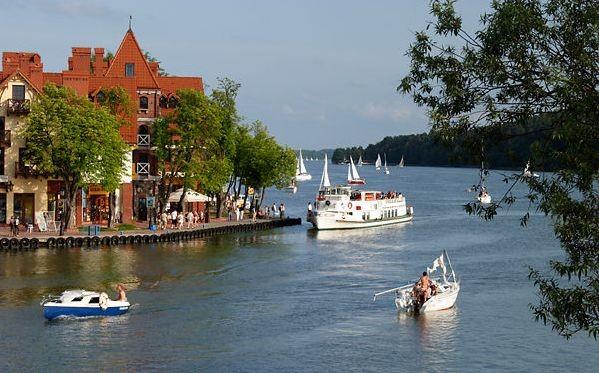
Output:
top-left (22, 84), bottom-right (128, 234)
top-left (400, 0), bottom-right (598, 338)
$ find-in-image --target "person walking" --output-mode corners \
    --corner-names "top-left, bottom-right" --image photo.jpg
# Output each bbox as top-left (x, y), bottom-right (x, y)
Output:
top-left (170, 209), bottom-right (178, 229)
top-left (279, 203), bottom-right (285, 219)
top-left (187, 210), bottom-right (194, 229)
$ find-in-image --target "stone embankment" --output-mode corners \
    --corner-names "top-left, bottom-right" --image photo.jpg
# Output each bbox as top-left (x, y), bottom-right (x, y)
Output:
top-left (0, 218), bottom-right (302, 251)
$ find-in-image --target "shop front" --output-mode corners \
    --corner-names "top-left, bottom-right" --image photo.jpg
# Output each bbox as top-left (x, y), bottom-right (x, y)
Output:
top-left (87, 184), bottom-right (109, 225)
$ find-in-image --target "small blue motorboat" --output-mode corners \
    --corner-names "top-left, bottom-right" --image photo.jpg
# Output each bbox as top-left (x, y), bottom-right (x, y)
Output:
top-left (41, 290), bottom-right (130, 320)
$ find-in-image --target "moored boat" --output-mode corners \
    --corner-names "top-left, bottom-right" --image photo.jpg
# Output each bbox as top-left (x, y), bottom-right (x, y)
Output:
top-left (41, 290), bottom-right (130, 320)
top-left (374, 251), bottom-right (459, 313)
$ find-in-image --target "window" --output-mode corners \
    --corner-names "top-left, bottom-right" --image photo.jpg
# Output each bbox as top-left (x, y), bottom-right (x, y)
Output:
top-left (125, 63), bottom-right (135, 77)
top-left (96, 91), bottom-right (105, 103)
top-left (12, 85), bottom-right (25, 100)
top-left (159, 95), bottom-right (168, 108)
top-left (89, 297), bottom-right (100, 304)
top-left (139, 96), bottom-right (148, 110)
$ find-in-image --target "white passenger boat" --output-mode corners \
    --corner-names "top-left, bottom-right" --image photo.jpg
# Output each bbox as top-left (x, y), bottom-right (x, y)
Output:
top-left (295, 149), bottom-right (312, 181)
top-left (374, 251), bottom-right (459, 313)
top-left (308, 187), bottom-right (413, 230)
top-left (41, 290), bottom-right (130, 320)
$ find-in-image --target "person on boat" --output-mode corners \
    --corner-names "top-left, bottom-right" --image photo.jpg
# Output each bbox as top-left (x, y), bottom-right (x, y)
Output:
top-left (115, 284), bottom-right (127, 302)
top-left (307, 202), bottom-right (313, 217)
top-left (413, 271), bottom-right (430, 306)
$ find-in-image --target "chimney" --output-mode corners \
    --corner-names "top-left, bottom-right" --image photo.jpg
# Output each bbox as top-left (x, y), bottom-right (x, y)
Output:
top-left (70, 47), bottom-right (91, 74)
top-left (149, 61), bottom-right (160, 77)
top-left (93, 48), bottom-right (107, 76)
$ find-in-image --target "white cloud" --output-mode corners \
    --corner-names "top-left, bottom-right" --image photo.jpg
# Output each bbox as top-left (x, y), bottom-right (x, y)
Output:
top-left (357, 102), bottom-right (411, 123)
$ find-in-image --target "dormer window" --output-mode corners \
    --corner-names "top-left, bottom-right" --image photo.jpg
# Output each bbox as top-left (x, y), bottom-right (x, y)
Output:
top-left (125, 63), bottom-right (135, 77)
top-left (12, 85), bottom-right (25, 100)
top-left (139, 96), bottom-right (148, 110)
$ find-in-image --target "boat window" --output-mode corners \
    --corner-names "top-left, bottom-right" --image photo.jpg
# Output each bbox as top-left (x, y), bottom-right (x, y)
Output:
top-left (89, 297), bottom-right (100, 304)
top-left (71, 297), bottom-right (83, 302)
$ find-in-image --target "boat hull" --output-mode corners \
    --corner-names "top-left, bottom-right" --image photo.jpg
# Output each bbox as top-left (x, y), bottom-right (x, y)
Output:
top-left (347, 180), bottom-right (366, 185)
top-left (311, 213), bottom-right (412, 230)
top-left (395, 285), bottom-right (459, 313)
top-left (477, 195), bottom-right (492, 204)
top-left (43, 305), bottom-right (130, 320)
top-left (295, 174), bottom-right (312, 181)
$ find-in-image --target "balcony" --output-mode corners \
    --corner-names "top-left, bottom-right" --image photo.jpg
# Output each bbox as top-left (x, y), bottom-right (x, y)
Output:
top-left (136, 162), bottom-right (150, 175)
top-left (14, 162), bottom-right (37, 178)
top-left (137, 134), bottom-right (151, 147)
top-left (7, 99), bottom-right (30, 116)
top-left (0, 130), bottom-right (11, 147)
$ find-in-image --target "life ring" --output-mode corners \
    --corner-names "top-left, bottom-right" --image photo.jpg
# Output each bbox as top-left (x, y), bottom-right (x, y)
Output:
top-left (99, 292), bottom-right (110, 311)
top-left (348, 202), bottom-right (353, 209)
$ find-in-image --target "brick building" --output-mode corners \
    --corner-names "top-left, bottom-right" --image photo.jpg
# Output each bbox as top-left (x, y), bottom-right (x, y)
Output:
top-left (0, 28), bottom-right (203, 227)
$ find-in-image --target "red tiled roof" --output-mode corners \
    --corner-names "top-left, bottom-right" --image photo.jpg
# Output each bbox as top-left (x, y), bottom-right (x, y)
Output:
top-left (104, 30), bottom-right (160, 89)
top-left (157, 76), bottom-right (204, 96)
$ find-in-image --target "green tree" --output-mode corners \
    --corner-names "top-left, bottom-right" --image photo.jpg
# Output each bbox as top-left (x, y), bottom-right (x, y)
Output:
top-left (153, 89), bottom-right (221, 212)
top-left (210, 77), bottom-right (242, 216)
top-left (400, 0), bottom-right (598, 338)
top-left (234, 122), bottom-right (296, 209)
top-left (22, 84), bottom-right (128, 235)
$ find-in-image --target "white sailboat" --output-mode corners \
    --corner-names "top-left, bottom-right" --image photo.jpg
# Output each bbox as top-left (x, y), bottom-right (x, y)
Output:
top-left (296, 149), bottom-right (312, 181)
top-left (319, 154), bottom-right (331, 190)
top-left (523, 161), bottom-right (539, 178)
top-left (357, 155), bottom-right (363, 167)
top-left (398, 155), bottom-right (404, 168)
top-left (347, 156), bottom-right (366, 185)
top-left (476, 162), bottom-right (492, 204)
top-left (375, 154), bottom-right (382, 170)
top-left (384, 153), bottom-right (390, 175)
top-left (374, 251), bottom-right (459, 313)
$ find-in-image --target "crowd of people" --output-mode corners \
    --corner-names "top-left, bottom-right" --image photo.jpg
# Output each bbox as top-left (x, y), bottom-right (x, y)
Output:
top-left (158, 209), bottom-right (205, 230)
top-left (225, 196), bottom-right (287, 222)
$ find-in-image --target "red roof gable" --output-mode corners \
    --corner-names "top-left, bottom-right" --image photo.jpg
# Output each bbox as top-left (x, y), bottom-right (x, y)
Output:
top-left (104, 29), bottom-right (160, 89)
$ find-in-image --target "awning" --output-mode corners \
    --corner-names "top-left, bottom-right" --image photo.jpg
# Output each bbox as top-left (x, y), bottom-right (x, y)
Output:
top-left (168, 188), bottom-right (212, 203)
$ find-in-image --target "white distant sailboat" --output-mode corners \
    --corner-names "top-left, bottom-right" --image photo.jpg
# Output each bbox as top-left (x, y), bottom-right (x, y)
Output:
top-left (398, 155), bottom-right (404, 168)
top-left (523, 161), bottom-right (539, 178)
top-left (319, 154), bottom-right (331, 190)
top-left (384, 153), bottom-right (390, 175)
top-left (347, 156), bottom-right (366, 185)
top-left (375, 154), bottom-right (382, 170)
top-left (358, 155), bottom-right (363, 167)
top-left (476, 162), bottom-right (492, 204)
top-left (296, 149), bottom-right (312, 181)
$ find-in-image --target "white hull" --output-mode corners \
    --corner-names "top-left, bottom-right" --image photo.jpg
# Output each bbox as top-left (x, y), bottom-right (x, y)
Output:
top-left (477, 194), bottom-right (492, 204)
top-left (311, 213), bottom-right (412, 230)
top-left (296, 173), bottom-right (312, 181)
top-left (395, 284), bottom-right (459, 313)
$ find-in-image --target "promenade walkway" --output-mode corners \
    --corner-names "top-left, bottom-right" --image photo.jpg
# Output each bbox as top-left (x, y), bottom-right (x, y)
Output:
top-left (0, 217), bottom-right (302, 250)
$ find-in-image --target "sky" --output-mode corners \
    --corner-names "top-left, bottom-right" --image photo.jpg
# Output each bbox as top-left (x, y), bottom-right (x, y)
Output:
top-left (4, 0), bottom-right (490, 149)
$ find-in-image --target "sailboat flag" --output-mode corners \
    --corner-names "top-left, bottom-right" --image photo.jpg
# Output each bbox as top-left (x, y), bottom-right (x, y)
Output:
top-left (427, 254), bottom-right (446, 275)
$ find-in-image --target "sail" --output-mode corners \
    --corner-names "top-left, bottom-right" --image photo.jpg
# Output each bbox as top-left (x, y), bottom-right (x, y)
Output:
top-left (347, 163), bottom-right (352, 182)
top-left (299, 149), bottom-right (307, 174)
top-left (358, 156), bottom-right (363, 167)
top-left (350, 156), bottom-right (360, 180)
top-left (295, 157), bottom-right (300, 176)
top-left (384, 153), bottom-right (388, 171)
top-left (399, 155), bottom-right (404, 167)
top-left (375, 154), bottom-right (382, 169)
top-left (320, 154), bottom-right (331, 188)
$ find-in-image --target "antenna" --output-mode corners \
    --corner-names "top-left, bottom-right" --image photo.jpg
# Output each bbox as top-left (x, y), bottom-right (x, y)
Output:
top-left (128, 15), bottom-right (132, 30)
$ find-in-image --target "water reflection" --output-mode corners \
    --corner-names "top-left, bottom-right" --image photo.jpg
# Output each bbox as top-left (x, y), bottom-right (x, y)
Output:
top-left (398, 307), bottom-right (459, 366)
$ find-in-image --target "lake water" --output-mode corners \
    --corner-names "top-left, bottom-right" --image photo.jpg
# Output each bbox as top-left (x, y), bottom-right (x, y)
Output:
top-left (0, 165), bottom-right (596, 372)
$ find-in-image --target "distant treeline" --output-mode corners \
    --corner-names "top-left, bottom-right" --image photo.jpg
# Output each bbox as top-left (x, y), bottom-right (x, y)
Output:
top-left (331, 119), bottom-right (556, 170)
top-left (296, 149), bottom-right (335, 159)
